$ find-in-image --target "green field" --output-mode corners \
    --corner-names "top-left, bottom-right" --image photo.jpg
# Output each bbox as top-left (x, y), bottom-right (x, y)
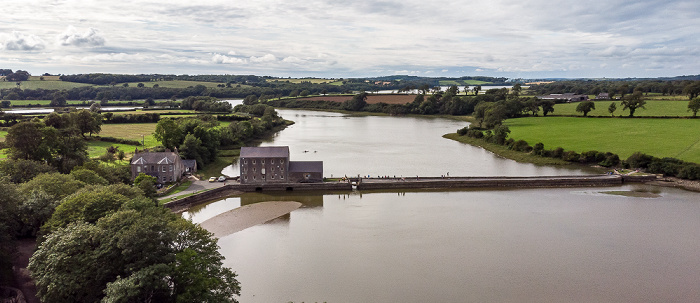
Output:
top-left (98, 123), bottom-right (158, 145)
top-left (116, 80), bottom-right (232, 89)
top-left (0, 130), bottom-right (6, 142)
top-left (269, 78), bottom-right (338, 84)
top-left (505, 117), bottom-right (700, 163)
top-left (553, 100), bottom-right (695, 117)
top-left (438, 80), bottom-right (491, 86)
top-left (0, 80), bottom-right (92, 90)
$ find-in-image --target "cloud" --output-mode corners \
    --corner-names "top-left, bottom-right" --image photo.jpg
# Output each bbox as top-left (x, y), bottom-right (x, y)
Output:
top-left (212, 53), bottom-right (246, 64)
top-left (1, 31), bottom-right (45, 51)
top-left (250, 54), bottom-right (277, 63)
top-left (57, 26), bottom-right (105, 47)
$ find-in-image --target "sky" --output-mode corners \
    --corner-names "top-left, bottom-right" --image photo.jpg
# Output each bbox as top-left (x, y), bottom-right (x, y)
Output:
top-left (0, 0), bottom-right (698, 79)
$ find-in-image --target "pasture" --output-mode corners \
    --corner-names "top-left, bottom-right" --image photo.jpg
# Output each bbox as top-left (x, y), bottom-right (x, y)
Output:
top-left (552, 100), bottom-right (695, 117)
top-left (505, 117), bottom-right (700, 163)
top-left (438, 79), bottom-right (491, 86)
top-left (117, 80), bottom-right (230, 89)
top-left (0, 80), bottom-right (91, 90)
top-left (268, 78), bottom-right (340, 84)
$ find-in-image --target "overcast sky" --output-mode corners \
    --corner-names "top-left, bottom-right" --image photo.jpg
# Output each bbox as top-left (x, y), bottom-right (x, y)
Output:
top-left (1, 0), bottom-right (698, 79)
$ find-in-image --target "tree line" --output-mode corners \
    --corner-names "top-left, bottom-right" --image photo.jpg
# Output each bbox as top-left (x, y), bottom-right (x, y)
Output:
top-left (530, 79), bottom-right (700, 100)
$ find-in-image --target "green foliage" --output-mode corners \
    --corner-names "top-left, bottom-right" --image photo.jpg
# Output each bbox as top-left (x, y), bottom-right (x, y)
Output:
top-left (70, 168), bottom-right (109, 185)
top-left (575, 101), bottom-right (595, 116)
top-left (688, 98), bottom-right (700, 117)
top-left (41, 187), bottom-right (130, 236)
top-left (620, 91), bottom-right (646, 117)
top-left (20, 173), bottom-right (86, 202)
top-left (608, 102), bottom-right (617, 116)
top-left (0, 178), bottom-right (21, 283)
top-left (0, 159), bottom-right (56, 183)
top-left (30, 199), bottom-right (241, 303)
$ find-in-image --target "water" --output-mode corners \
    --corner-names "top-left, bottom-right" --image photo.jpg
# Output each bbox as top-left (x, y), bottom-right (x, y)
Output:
top-left (189, 109), bottom-right (700, 302)
top-left (221, 109), bottom-right (592, 178)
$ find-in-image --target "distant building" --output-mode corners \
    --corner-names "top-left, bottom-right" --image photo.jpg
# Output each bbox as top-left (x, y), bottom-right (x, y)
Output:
top-left (536, 93), bottom-right (589, 103)
top-left (130, 149), bottom-right (188, 183)
top-left (239, 146), bottom-right (323, 184)
top-left (595, 93), bottom-right (610, 100)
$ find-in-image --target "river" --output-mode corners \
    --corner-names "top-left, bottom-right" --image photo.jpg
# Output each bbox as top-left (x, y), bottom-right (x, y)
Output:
top-left (188, 108), bottom-right (700, 302)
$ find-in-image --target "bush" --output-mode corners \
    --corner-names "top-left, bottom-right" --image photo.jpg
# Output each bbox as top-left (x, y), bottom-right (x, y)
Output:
top-left (532, 142), bottom-right (545, 155)
top-left (511, 140), bottom-right (532, 152)
top-left (552, 147), bottom-right (565, 159)
top-left (562, 150), bottom-right (581, 162)
top-left (626, 152), bottom-right (654, 169)
top-left (457, 126), bottom-right (468, 136)
top-left (599, 153), bottom-right (620, 167)
top-left (678, 164), bottom-right (700, 180)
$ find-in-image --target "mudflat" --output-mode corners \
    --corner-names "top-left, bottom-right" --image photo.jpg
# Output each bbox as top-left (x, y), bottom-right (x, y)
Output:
top-left (199, 201), bottom-right (303, 237)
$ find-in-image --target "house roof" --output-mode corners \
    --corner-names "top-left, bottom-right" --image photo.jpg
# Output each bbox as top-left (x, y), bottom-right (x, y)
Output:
top-left (240, 146), bottom-right (290, 158)
top-left (289, 161), bottom-right (323, 173)
top-left (182, 159), bottom-right (197, 169)
top-left (131, 152), bottom-right (180, 165)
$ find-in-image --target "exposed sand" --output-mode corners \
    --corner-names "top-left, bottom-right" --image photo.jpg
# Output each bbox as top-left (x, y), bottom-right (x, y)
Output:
top-left (199, 201), bottom-right (302, 238)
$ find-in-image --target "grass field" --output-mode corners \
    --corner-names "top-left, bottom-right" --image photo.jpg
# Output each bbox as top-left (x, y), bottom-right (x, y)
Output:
top-left (553, 100), bottom-right (695, 117)
top-left (505, 117), bottom-right (700, 163)
top-left (0, 130), bottom-right (6, 142)
top-left (268, 78), bottom-right (339, 84)
top-left (98, 123), bottom-right (158, 145)
top-left (116, 80), bottom-right (232, 89)
top-left (0, 80), bottom-right (91, 90)
top-left (439, 80), bottom-right (491, 86)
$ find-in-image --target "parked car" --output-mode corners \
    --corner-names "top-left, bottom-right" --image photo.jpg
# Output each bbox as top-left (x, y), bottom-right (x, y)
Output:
top-left (208, 177), bottom-right (217, 182)
top-left (218, 176), bottom-right (226, 182)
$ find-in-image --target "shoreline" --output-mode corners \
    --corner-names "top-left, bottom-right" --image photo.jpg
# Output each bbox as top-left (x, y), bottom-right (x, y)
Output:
top-left (199, 201), bottom-right (302, 237)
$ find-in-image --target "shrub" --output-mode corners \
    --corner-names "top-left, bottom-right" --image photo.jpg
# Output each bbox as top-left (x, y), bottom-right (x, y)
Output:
top-left (599, 153), bottom-right (620, 167)
top-left (678, 164), bottom-right (700, 180)
top-left (562, 151), bottom-right (581, 162)
top-left (457, 126), bottom-right (468, 136)
top-left (532, 142), bottom-right (544, 155)
top-left (552, 147), bottom-right (565, 159)
top-left (626, 152), bottom-right (654, 169)
top-left (511, 140), bottom-right (532, 152)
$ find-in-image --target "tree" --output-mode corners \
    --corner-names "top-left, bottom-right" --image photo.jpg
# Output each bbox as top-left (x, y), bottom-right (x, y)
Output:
top-left (5, 70), bottom-right (30, 81)
top-left (70, 169), bottom-right (109, 186)
top-left (137, 82), bottom-right (145, 88)
top-left (0, 159), bottom-right (56, 184)
top-left (30, 203), bottom-right (241, 303)
top-left (621, 91), bottom-right (646, 117)
top-left (69, 110), bottom-right (102, 137)
top-left (154, 118), bottom-right (184, 150)
top-left (688, 97), bottom-right (700, 117)
top-left (608, 102), bottom-right (617, 117)
top-left (343, 93), bottom-right (367, 111)
top-left (682, 81), bottom-right (700, 100)
top-left (473, 85), bottom-right (481, 95)
top-left (575, 101), bottom-right (596, 117)
top-left (5, 121), bottom-right (52, 161)
top-left (50, 92), bottom-right (67, 107)
top-left (538, 100), bottom-right (555, 116)
top-left (134, 173), bottom-right (157, 198)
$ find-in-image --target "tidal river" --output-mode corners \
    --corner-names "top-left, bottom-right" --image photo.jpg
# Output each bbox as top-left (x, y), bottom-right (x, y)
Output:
top-left (188, 109), bottom-right (700, 302)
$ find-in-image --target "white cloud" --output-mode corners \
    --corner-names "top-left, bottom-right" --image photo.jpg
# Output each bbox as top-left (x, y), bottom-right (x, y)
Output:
top-left (1, 31), bottom-right (45, 51)
top-left (249, 54), bottom-right (277, 63)
top-left (57, 26), bottom-right (105, 47)
top-left (282, 56), bottom-right (305, 64)
top-left (212, 53), bottom-right (246, 64)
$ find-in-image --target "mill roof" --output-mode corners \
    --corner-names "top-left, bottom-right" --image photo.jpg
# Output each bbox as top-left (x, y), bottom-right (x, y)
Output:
top-left (289, 161), bottom-right (323, 173)
top-left (131, 151), bottom-right (180, 165)
top-left (240, 146), bottom-right (290, 158)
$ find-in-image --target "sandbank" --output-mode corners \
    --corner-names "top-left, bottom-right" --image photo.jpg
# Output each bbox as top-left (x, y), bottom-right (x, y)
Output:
top-left (199, 201), bottom-right (302, 237)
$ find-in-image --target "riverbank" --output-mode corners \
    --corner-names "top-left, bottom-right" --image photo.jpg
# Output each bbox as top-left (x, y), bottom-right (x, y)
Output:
top-left (443, 133), bottom-right (573, 166)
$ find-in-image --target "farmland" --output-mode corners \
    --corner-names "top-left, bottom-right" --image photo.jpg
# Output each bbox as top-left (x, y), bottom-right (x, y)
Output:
top-left (504, 117), bottom-right (700, 163)
top-left (0, 80), bottom-right (92, 90)
top-left (552, 100), bottom-right (695, 117)
top-left (295, 94), bottom-right (416, 104)
top-left (438, 79), bottom-right (491, 86)
top-left (268, 78), bottom-right (343, 85)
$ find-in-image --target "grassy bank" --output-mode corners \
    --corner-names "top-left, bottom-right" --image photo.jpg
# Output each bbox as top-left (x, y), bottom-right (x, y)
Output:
top-left (443, 133), bottom-right (570, 166)
top-left (504, 117), bottom-right (700, 163)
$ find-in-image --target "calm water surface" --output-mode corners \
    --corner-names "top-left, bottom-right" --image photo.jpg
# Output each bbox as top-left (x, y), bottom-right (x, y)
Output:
top-left (192, 109), bottom-right (700, 302)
